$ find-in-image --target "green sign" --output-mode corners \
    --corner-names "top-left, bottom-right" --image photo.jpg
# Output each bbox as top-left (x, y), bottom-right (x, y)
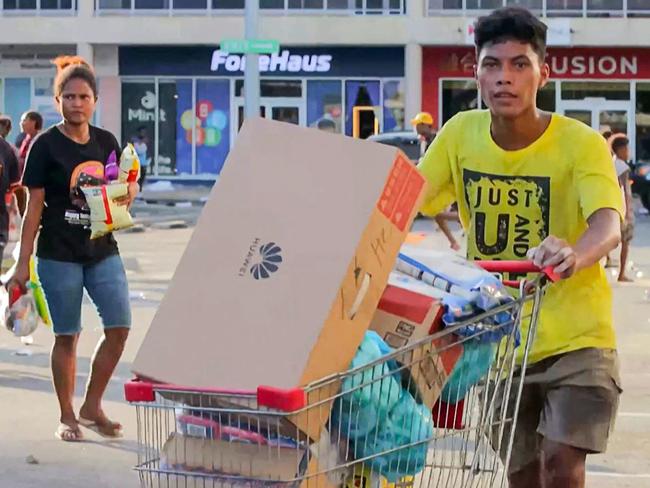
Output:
top-left (220, 39), bottom-right (280, 54)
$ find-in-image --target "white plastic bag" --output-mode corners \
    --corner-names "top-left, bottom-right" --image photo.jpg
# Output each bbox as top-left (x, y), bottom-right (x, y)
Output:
top-left (4, 288), bottom-right (40, 337)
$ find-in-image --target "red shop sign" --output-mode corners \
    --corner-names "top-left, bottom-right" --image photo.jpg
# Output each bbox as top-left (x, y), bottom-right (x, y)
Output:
top-left (424, 46), bottom-right (650, 80)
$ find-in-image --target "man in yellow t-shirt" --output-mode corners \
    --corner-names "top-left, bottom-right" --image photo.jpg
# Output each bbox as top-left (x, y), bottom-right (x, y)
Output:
top-left (418, 7), bottom-right (623, 488)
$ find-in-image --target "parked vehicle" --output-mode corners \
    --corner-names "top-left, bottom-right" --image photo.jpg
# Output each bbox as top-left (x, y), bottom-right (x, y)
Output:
top-left (368, 131), bottom-right (421, 163)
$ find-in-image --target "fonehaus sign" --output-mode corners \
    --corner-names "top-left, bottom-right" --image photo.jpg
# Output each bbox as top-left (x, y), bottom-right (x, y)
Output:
top-left (120, 46), bottom-right (404, 78)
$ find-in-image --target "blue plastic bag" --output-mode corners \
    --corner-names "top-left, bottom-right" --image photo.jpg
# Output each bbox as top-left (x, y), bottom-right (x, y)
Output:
top-left (440, 340), bottom-right (496, 404)
top-left (331, 332), bottom-right (433, 481)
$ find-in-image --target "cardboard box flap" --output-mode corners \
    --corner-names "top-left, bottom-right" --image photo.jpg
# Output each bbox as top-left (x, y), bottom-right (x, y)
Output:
top-left (133, 118), bottom-right (421, 391)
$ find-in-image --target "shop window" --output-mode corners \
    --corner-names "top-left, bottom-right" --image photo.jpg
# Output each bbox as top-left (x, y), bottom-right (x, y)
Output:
top-left (307, 80), bottom-right (342, 133)
top-left (506, 0), bottom-right (542, 9)
top-left (636, 83), bottom-right (650, 163)
top-left (326, 0), bottom-right (351, 8)
top-left (260, 0), bottom-right (284, 8)
top-left (4, 0), bottom-right (37, 8)
top-left (428, 0), bottom-right (463, 8)
top-left (173, 0), bottom-right (206, 7)
top-left (441, 80), bottom-right (478, 126)
top-left (235, 80), bottom-right (302, 98)
top-left (345, 80), bottom-right (380, 138)
top-left (212, 0), bottom-right (243, 8)
top-left (546, 0), bottom-right (583, 15)
top-left (134, 0), bottom-right (168, 8)
top-left (122, 80), bottom-right (158, 174)
top-left (5, 78), bottom-right (29, 141)
top-left (158, 79), bottom-right (191, 175)
top-left (537, 81), bottom-right (556, 112)
top-left (41, 0), bottom-right (74, 7)
top-left (98, 0), bottom-right (131, 7)
top-left (587, 0), bottom-right (623, 16)
top-left (34, 77), bottom-right (53, 97)
top-left (629, 0), bottom-right (650, 14)
top-left (195, 79), bottom-right (230, 175)
top-left (561, 81), bottom-right (630, 101)
top-left (383, 80), bottom-right (405, 132)
top-left (289, 0), bottom-right (323, 8)
top-left (465, 0), bottom-right (501, 9)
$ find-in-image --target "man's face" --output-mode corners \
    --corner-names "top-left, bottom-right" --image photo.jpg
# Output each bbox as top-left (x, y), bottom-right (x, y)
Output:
top-left (476, 40), bottom-right (550, 119)
top-left (415, 123), bottom-right (433, 138)
top-left (617, 145), bottom-right (631, 162)
top-left (21, 116), bottom-right (36, 136)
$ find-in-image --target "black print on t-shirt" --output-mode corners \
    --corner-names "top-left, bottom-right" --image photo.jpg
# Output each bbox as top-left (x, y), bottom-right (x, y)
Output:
top-left (463, 169), bottom-right (550, 259)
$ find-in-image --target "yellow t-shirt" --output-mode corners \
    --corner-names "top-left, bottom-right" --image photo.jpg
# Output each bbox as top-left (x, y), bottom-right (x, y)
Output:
top-left (417, 110), bottom-right (624, 365)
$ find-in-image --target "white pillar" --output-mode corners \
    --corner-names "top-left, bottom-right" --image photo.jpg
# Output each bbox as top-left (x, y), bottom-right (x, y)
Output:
top-left (77, 0), bottom-right (94, 18)
top-left (76, 42), bottom-right (94, 66)
top-left (405, 43), bottom-right (423, 123)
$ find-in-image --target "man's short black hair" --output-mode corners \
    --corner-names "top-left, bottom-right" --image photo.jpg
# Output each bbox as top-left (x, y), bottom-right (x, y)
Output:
top-left (611, 135), bottom-right (629, 153)
top-left (24, 111), bottom-right (43, 131)
top-left (474, 7), bottom-right (548, 61)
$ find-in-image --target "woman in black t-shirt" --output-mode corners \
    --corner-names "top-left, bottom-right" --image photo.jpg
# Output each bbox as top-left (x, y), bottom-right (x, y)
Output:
top-left (9, 56), bottom-right (138, 442)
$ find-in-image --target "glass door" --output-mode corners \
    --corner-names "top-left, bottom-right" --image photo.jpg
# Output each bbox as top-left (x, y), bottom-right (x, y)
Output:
top-left (559, 98), bottom-right (631, 136)
top-left (234, 98), bottom-right (305, 130)
top-left (266, 98), bottom-right (304, 126)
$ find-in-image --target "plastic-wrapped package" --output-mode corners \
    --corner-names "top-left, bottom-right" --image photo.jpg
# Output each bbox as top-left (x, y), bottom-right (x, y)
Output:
top-left (395, 247), bottom-right (516, 343)
top-left (119, 143), bottom-right (141, 183)
top-left (81, 183), bottom-right (134, 239)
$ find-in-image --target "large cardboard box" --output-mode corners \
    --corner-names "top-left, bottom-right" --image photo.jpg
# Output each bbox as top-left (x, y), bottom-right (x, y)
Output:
top-left (132, 118), bottom-right (426, 440)
top-left (369, 273), bottom-right (463, 410)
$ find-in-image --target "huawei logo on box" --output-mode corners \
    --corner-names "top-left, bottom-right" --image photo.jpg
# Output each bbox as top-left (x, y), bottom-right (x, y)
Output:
top-left (239, 238), bottom-right (283, 280)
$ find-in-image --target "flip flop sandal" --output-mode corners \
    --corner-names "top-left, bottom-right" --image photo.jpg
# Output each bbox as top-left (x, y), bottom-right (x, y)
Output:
top-left (78, 416), bottom-right (124, 439)
top-left (55, 423), bottom-right (84, 442)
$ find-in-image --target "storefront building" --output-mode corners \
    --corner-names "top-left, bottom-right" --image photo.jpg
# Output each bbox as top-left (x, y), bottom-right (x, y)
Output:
top-left (0, 45), bottom-right (76, 144)
top-left (423, 46), bottom-right (650, 162)
top-left (119, 45), bottom-right (405, 178)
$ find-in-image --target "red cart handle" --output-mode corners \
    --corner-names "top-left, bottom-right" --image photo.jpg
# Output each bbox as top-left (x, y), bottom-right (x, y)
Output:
top-left (124, 378), bottom-right (306, 411)
top-left (476, 260), bottom-right (560, 283)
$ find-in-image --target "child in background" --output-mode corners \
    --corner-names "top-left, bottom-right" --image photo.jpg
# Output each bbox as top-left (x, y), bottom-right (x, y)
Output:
top-left (611, 135), bottom-right (634, 282)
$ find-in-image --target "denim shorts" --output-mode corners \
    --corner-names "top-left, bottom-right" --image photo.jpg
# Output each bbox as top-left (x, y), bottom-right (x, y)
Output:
top-left (37, 254), bottom-right (132, 335)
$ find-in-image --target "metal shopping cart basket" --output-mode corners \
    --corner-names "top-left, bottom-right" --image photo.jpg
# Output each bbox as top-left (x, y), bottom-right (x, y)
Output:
top-left (125, 261), bottom-right (556, 488)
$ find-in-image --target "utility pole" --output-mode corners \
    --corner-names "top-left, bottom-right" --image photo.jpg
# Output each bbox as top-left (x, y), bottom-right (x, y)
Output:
top-left (244, 0), bottom-right (260, 120)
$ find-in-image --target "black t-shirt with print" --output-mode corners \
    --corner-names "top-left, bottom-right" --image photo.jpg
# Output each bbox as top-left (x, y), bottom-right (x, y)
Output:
top-left (22, 125), bottom-right (122, 263)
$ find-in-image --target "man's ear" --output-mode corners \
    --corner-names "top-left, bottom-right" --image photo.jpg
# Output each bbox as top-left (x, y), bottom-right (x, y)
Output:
top-left (539, 62), bottom-right (551, 89)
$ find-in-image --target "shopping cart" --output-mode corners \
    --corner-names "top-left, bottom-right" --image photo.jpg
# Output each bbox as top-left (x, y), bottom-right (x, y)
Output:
top-left (125, 261), bottom-right (555, 488)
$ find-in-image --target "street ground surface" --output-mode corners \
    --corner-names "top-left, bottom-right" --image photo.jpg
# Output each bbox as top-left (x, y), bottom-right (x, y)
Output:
top-left (0, 194), bottom-right (649, 487)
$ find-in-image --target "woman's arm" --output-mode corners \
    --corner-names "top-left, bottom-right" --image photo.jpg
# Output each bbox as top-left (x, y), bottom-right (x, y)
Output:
top-left (8, 188), bottom-right (44, 290)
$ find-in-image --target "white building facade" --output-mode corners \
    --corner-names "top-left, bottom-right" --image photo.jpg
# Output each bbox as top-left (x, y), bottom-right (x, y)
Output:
top-left (1, 1), bottom-right (650, 179)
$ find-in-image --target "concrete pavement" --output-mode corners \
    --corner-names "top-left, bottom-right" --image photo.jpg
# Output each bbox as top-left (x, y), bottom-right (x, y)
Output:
top-left (1, 215), bottom-right (650, 487)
